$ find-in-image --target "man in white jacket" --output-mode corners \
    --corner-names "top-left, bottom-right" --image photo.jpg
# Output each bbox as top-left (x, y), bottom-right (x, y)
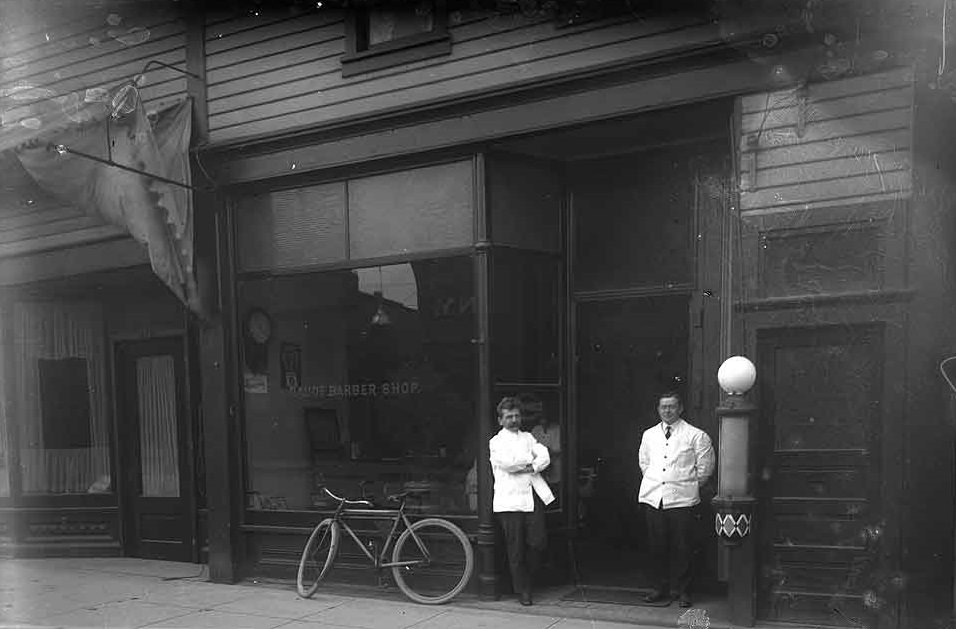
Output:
top-left (638, 391), bottom-right (715, 608)
top-left (489, 396), bottom-right (555, 606)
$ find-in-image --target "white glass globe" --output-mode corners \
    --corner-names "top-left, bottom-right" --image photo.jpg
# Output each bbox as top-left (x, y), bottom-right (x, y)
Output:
top-left (718, 356), bottom-right (756, 395)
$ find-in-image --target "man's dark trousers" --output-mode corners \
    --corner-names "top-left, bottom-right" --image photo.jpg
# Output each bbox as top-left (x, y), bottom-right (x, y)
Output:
top-left (645, 503), bottom-right (695, 597)
top-left (497, 496), bottom-right (546, 596)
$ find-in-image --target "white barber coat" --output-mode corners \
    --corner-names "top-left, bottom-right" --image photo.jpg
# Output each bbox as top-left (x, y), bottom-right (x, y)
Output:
top-left (489, 428), bottom-right (555, 512)
top-left (638, 418), bottom-right (715, 509)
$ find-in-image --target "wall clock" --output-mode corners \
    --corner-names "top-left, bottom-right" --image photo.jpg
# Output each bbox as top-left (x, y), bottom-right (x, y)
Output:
top-left (246, 308), bottom-right (273, 345)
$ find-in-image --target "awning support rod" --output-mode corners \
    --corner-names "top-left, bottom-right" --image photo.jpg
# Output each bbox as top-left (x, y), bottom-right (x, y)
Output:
top-left (48, 143), bottom-right (213, 192)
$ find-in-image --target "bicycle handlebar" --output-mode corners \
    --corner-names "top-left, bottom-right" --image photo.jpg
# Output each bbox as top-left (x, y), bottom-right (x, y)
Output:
top-left (322, 486), bottom-right (411, 507)
top-left (323, 486), bottom-right (374, 507)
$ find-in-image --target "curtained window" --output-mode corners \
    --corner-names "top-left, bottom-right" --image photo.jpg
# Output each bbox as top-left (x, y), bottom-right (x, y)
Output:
top-left (15, 301), bottom-right (111, 494)
top-left (136, 355), bottom-right (180, 497)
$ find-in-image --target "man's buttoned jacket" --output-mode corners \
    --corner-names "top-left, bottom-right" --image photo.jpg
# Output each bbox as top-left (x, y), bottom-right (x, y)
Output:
top-left (638, 418), bottom-right (715, 509)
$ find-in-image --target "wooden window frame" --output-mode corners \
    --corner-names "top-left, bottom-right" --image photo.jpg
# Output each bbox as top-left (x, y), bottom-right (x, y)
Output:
top-left (341, 1), bottom-right (450, 77)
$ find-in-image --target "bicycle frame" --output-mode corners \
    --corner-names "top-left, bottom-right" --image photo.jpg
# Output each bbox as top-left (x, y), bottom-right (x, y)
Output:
top-left (330, 501), bottom-right (432, 570)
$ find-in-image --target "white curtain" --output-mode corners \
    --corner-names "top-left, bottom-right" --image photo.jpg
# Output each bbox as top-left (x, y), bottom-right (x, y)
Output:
top-left (136, 355), bottom-right (179, 497)
top-left (15, 301), bottom-right (109, 494)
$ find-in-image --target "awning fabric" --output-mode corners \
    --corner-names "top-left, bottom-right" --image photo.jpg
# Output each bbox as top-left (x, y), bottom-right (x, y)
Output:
top-left (5, 86), bottom-right (199, 314)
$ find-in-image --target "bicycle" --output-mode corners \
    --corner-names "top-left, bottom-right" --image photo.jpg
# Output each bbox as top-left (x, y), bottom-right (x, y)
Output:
top-left (296, 486), bottom-right (475, 605)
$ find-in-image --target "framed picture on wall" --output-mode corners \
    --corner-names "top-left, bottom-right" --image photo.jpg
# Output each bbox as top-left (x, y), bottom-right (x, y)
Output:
top-left (304, 407), bottom-right (341, 453)
top-left (280, 342), bottom-right (302, 390)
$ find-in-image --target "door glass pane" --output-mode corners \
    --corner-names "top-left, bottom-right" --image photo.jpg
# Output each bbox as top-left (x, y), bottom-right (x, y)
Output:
top-left (137, 355), bottom-right (179, 498)
top-left (573, 147), bottom-right (699, 292)
top-left (491, 249), bottom-right (560, 383)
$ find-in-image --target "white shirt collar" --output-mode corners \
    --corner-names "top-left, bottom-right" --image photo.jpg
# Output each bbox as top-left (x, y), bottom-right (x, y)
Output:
top-left (660, 418), bottom-right (685, 433)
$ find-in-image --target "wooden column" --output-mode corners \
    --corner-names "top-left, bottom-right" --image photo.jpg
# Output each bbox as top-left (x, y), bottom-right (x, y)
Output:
top-left (199, 196), bottom-right (243, 582)
top-left (0, 301), bottom-right (22, 553)
top-left (473, 153), bottom-right (498, 598)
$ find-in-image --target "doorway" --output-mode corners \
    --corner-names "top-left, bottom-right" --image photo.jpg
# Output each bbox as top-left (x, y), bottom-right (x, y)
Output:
top-left (116, 337), bottom-right (197, 562)
top-left (568, 143), bottom-right (705, 587)
top-left (574, 295), bottom-right (690, 586)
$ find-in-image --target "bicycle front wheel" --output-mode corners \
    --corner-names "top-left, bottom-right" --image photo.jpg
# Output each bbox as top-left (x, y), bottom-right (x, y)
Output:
top-left (297, 518), bottom-right (340, 598)
top-left (391, 518), bottom-right (474, 605)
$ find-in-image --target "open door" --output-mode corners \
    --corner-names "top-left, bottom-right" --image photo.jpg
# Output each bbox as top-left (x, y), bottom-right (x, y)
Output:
top-left (116, 337), bottom-right (196, 562)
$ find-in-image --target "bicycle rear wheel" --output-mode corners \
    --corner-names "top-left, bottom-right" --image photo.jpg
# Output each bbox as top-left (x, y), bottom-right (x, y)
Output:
top-left (391, 518), bottom-right (474, 605)
top-left (297, 518), bottom-right (340, 598)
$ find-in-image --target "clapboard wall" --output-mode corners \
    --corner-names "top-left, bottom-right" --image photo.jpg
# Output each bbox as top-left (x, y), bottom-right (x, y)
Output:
top-left (0, 2), bottom-right (188, 114)
top-left (204, 8), bottom-right (725, 144)
top-left (0, 2), bottom-right (184, 277)
top-left (738, 66), bottom-right (914, 212)
top-left (734, 66), bottom-right (917, 627)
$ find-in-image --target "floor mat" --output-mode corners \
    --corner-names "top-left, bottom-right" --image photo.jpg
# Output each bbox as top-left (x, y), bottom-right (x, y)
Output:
top-left (561, 586), bottom-right (674, 607)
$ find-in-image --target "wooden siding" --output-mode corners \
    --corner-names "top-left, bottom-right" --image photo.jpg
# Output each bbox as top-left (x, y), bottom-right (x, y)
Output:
top-left (204, 9), bottom-right (724, 144)
top-left (0, 4), bottom-right (186, 276)
top-left (738, 67), bottom-right (914, 213)
top-left (1, 3), bottom-right (188, 114)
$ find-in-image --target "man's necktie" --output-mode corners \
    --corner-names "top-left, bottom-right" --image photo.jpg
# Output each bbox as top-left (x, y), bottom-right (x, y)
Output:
top-left (665, 426), bottom-right (672, 440)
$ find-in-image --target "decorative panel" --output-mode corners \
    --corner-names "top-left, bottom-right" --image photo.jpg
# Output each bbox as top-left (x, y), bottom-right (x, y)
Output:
top-left (760, 223), bottom-right (883, 297)
top-left (138, 513), bottom-right (180, 542)
top-left (738, 67), bottom-right (913, 212)
top-left (741, 201), bottom-right (904, 301)
top-left (19, 507), bottom-right (121, 556)
top-left (236, 182), bottom-right (347, 272)
top-left (348, 160), bottom-right (473, 259)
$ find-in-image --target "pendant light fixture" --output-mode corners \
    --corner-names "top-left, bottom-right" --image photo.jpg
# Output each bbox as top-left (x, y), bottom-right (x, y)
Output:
top-left (371, 266), bottom-right (391, 326)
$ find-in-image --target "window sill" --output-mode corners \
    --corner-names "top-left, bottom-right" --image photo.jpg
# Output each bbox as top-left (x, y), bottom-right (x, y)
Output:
top-left (341, 32), bottom-right (451, 78)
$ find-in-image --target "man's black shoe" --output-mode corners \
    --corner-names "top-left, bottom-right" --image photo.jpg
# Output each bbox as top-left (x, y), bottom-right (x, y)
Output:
top-left (678, 594), bottom-right (693, 608)
top-left (644, 589), bottom-right (670, 604)
top-left (519, 593), bottom-right (533, 606)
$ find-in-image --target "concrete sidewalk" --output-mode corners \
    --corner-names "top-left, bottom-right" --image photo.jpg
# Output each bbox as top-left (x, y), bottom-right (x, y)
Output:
top-left (0, 558), bottom-right (723, 629)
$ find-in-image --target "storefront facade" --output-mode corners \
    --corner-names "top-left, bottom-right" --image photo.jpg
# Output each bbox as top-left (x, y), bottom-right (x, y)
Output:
top-left (2, 2), bottom-right (956, 628)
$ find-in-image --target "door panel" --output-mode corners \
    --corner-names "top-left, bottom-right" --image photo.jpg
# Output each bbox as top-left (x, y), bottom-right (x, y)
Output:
top-left (757, 324), bottom-right (886, 626)
top-left (573, 294), bottom-right (689, 584)
top-left (117, 337), bottom-right (195, 562)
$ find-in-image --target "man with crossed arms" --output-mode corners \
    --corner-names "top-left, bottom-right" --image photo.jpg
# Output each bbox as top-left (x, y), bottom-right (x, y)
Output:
top-left (639, 391), bottom-right (715, 608)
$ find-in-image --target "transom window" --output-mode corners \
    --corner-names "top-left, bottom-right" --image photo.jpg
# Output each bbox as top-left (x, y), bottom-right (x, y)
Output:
top-left (342, 1), bottom-right (450, 77)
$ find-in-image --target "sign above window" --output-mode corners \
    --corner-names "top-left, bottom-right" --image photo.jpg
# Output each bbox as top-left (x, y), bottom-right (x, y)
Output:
top-left (342, 1), bottom-right (451, 77)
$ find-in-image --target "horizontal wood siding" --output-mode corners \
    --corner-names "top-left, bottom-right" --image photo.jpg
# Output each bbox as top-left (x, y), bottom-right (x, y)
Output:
top-left (1, 4), bottom-right (188, 115)
top-left (738, 67), bottom-right (914, 213)
top-left (0, 5), bottom-right (186, 273)
top-left (204, 9), bottom-right (720, 144)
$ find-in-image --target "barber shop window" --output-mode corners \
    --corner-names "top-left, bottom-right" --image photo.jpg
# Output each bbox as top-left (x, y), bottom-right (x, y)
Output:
top-left (240, 258), bottom-right (476, 515)
top-left (342, 1), bottom-right (451, 77)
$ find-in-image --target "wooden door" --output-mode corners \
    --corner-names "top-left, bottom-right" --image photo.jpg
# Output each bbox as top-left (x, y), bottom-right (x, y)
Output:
top-left (756, 323), bottom-right (893, 626)
top-left (116, 337), bottom-right (196, 562)
top-left (573, 294), bottom-right (689, 584)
